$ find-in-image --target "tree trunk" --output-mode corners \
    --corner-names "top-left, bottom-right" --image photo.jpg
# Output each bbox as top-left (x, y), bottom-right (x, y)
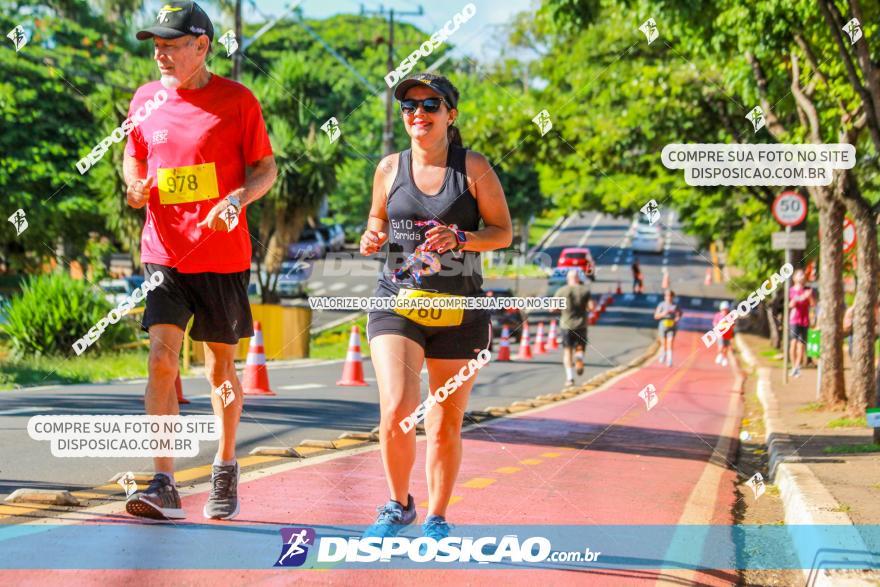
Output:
top-left (813, 184), bottom-right (847, 406)
top-left (261, 207), bottom-right (308, 303)
top-left (842, 177), bottom-right (878, 416)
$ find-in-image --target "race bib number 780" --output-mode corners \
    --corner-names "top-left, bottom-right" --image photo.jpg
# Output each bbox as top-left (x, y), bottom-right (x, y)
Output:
top-left (157, 162), bottom-right (219, 205)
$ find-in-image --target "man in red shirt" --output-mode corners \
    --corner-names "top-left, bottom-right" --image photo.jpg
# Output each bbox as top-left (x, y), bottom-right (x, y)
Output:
top-left (122, 0), bottom-right (277, 520)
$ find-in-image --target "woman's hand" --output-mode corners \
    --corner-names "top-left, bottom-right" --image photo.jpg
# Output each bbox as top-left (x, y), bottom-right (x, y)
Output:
top-left (360, 230), bottom-right (388, 256)
top-left (424, 225), bottom-right (459, 254)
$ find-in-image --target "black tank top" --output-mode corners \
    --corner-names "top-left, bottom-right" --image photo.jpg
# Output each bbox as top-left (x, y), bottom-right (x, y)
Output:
top-left (375, 144), bottom-right (483, 299)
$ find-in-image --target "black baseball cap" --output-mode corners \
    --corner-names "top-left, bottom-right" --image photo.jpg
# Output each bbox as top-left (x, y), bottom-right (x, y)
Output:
top-left (394, 73), bottom-right (459, 109)
top-left (136, 1), bottom-right (214, 42)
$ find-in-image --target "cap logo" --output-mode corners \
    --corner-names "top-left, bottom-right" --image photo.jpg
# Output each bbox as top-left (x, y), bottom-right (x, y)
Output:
top-left (189, 26), bottom-right (205, 34)
top-left (419, 79), bottom-right (432, 85)
top-left (157, 4), bottom-right (183, 23)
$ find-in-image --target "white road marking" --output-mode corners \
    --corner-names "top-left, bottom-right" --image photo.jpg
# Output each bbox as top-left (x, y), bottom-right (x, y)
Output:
top-left (329, 282), bottom-right (347, 291)
top-left (577, 213), bottom-right (603, 247)
top-left (310, 281), bottom-right (324, 289)
top-left (280, 383), bottom-right (326, 390)
top-left (0, 407), bottom-right (56, 416)
top-left (611, 264), bottom-right (618, 272)
top-left (312, 289), bottom-right (327, 296)
top-left (352, 284), bottom-right (368, 293)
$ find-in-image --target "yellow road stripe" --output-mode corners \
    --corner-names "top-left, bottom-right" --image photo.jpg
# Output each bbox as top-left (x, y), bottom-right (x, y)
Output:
top-left (494, 466), bottom-right (521, 474)
top-left (540, 452), bottom-right (562, 458)
top-left (418, 495), bottom-right (462, 509)
top-left (519, 458), bottom-right (543, 465)
top-left (461, 477), bottom-right (496, 489)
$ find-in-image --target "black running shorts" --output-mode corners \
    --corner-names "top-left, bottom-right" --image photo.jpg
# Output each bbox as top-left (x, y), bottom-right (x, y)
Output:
top-left (141, 263), bottom-right (253, 345)
top-left (562, 327), bottom-right (587, 349)
top-left (367, 310), bottom-right (491, 359)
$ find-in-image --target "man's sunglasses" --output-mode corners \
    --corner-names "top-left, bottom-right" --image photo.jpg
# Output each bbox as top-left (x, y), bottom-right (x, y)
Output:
top-left (399, 97), bottom-right (448, 114)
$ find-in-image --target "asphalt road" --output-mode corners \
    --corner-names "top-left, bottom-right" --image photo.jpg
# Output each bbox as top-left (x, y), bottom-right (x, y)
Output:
top-left (0, 211), bottom-right (724, 499)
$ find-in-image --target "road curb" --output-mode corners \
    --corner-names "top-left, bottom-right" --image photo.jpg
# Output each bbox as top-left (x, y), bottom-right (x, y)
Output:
top-left (735, 334), bottom-right (875, 586)
top-left (4, 489), bottom-right (80, 506)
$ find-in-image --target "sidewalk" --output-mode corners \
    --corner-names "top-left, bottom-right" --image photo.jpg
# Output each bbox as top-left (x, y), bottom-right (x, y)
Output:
top-left (1, 331), bottom-right (744, 586)
top-left (737, 333), bottom-right (880, 585)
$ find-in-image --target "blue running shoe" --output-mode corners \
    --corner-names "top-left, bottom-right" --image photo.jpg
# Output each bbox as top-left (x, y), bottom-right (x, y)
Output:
top-left (420, 514), bottom-right (452, 555)
top-left (363, 494), bottom-right (416, 538)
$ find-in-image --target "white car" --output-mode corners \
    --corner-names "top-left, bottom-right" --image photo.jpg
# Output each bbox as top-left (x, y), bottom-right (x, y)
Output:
top-left (99, 279), bottom-right (130, 305)
top-left (631, 225), bottom-right (664, 254)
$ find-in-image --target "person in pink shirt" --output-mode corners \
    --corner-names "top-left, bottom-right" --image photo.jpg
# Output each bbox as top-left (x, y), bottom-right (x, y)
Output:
top-left (788, 269), bottom-right (814, 378)
top-left (712, 301), bottom-right (734, 367)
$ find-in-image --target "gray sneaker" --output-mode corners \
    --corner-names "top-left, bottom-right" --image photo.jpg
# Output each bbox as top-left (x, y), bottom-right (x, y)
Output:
top-left (126, 473), bottom-right (185, 520)
top-left (203, 462), bottom-right (240, 520)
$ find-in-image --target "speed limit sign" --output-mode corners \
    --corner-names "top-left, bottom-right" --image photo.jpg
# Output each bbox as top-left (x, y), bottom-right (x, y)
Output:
top-left (772, 191), bottom-right (807, 226)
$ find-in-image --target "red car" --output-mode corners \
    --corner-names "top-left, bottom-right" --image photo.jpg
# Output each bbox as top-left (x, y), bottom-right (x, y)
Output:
top-left (557, 247), bottom-right (595, 280)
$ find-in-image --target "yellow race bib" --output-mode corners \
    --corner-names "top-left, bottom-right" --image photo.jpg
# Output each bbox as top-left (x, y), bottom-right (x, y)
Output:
top-left (394, 288), bottom-right (464, 327)
top-left (662, 318), bottom-right (676, 328)
top-left (157, 162), bottom-right (219, 205)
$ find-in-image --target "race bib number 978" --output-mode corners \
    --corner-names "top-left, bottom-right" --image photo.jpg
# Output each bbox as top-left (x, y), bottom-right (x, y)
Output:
top-left (157, 162), bottom-right (219, 205)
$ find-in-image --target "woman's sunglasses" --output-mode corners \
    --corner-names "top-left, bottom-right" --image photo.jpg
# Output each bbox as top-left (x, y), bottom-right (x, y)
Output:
top-left (399, 97), bottom-right (447, 114)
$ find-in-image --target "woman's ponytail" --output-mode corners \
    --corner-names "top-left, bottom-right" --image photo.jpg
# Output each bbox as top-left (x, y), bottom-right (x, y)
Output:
top-left (448, 124), bottom-right (463, 147)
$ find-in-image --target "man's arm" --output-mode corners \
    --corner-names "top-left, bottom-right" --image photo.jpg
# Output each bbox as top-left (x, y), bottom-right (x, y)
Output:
top-left (123, 154), bottom-right (150, 208)
top-left (198, 155), bottom-right (277, 231)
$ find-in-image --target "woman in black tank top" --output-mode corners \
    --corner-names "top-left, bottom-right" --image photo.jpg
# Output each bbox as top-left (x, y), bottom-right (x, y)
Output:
top-left (359, 73), bottom-right (513, 540)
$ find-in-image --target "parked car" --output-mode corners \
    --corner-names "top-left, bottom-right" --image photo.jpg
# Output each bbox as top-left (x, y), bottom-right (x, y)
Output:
top-left (287, 227), bottom-right (327, 261)
top-left (546, 267), bottom-right (590, 296)
top-left (631, 224), bottom-right (664, 254)
top-left (485, 288), bottom-right (524, 343)
top-left (557, 247), bottom-right (596, 280)
top-left (125, 275), bottom-right (145, 293)
top-left (0, 293), bottom-right (9, 324)
top-left (98, 278), bottom-right (130, 305)
top-left (276, 261), bottom-right (310, 298)
top-left (317, 223), bottom-right (345, 252)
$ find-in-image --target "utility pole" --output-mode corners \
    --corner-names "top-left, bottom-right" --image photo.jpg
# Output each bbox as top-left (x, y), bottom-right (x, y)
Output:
top-left (232, 0), bottom-right (242, 80)
top-left (360, 4), bottom-right (424, 157)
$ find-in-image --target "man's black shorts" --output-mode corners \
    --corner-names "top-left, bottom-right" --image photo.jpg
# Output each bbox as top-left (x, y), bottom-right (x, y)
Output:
top-left (142, 263), bottom-right (253, 345)
top-left (367, 310), bottom-right (491, 359)
top-left (562, 327), bottom-right (587, 349)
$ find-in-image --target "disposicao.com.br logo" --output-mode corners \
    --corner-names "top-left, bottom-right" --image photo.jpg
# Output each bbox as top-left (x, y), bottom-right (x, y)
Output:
top-left (273, 528), bottom-right (558, 566)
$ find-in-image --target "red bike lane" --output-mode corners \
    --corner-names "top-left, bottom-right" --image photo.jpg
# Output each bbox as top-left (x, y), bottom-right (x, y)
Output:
top-left (3, 329), bottom-right (743, 586)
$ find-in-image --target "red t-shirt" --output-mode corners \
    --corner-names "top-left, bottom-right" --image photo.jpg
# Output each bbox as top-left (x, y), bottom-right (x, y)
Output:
top-left (713, 310), bottom-right (735, 339)
top-left (125, 75), bottom-right (273, 273)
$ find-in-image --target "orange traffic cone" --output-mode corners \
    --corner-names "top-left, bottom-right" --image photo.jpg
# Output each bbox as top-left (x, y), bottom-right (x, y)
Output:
top-left (547, 320), bottom-right (559, 351)
top-left (704, 267), bottom-right (712, 285)
top-left (337, 325), bottom-right (369, 386)
top-left (516, 322), bottom-right (533, 360)
top-left (496, 325), bottom-right (512, 362)
top-left (175, 373), bottom-right (190, 405)
top-left (616, 281), bottom-right (622, 295)
top-left (243, 321), bottom-right (276, 396)
top-left (662, 269), bottom-right (670, 290)
top-left (533, 322), bottom-right (546, 354)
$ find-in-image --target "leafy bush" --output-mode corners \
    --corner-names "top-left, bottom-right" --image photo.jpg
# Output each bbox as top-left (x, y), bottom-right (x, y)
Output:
top-left (1, 273), bottom-right (135, 357)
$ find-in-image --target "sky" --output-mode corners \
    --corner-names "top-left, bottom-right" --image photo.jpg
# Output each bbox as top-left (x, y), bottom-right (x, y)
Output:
top-left (145, 0), bottom-right (536, 60)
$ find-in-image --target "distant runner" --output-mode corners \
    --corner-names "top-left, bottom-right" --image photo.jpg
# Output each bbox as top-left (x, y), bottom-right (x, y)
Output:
top-left (788, 269), bottom-right (814, 378)
top-left (654, 289), bottom-right (682, 367)
top-left (631, 258), bottom-right (644, 294)
top-left (713, 301), bottom-right (733, 367)
top-left (554, 269), bottom-right (595, 387)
